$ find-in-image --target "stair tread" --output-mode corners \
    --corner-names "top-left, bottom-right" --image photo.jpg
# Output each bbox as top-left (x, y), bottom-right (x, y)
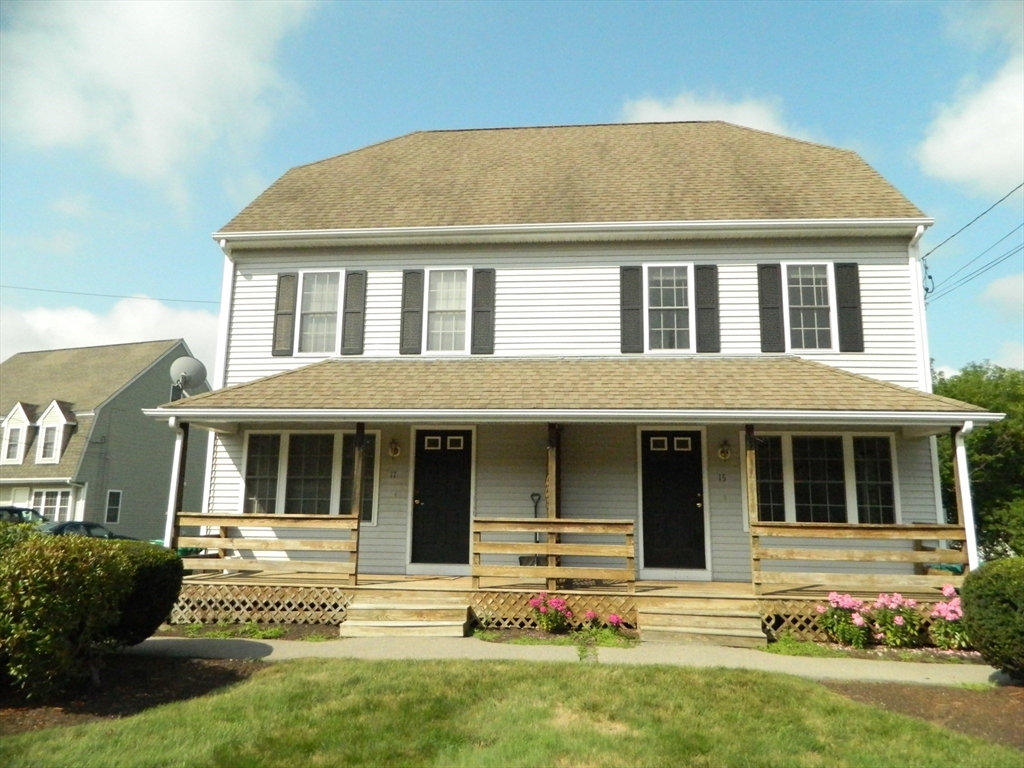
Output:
top-left (643, 626), bottom-right (764, 638)
top-left (638, 608), bottom-right (761, 618)
top-left (342, 619), bottom-right (468, 627)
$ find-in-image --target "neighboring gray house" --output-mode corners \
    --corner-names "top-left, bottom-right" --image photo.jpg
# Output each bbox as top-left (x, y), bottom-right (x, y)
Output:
top-left (0, 340), bottom-right (208, 540)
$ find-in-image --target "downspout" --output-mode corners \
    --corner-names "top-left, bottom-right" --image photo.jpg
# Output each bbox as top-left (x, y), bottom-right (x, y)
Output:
top-left (163, 417), bottom-right (189, 548)
top-left (951, 421), bottom-right (979, 570)
top-left (908, 224), bottom-right (933, 393)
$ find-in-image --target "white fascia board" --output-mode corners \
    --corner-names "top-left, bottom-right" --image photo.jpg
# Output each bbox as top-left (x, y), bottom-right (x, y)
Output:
top-left (144, 407), bottom-right (1002, 427)
top-left (0, 477), bottom-right (73, 485)
top-left (213, 218), bottom-right (935, 249)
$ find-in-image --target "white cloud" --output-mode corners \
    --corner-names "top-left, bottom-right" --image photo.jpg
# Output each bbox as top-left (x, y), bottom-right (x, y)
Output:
top-left (934, 364), bottom-right (960, 379)
top-left (622, 92), bottom-right (805, 139)
top-left (0, 298), bottom-right (219, 372)
top-left (995, 341), bottom-right (1024, 369)
top-left (0, 1), bottom-right (311, 200)
top-left (979, 272), bottom-right (1024, 322)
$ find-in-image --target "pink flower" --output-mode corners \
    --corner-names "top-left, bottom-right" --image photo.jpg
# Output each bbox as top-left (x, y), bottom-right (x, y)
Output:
top-left (894, 615), bottom-right (905, 626)
top-left (608, 614), bottom-right (622, 627)
top-left (529, 598), bottom-right (542, 608)
top-left (565, 611), bottom-right (573, 618)
top-left (851, 612), bottom-right (865, 627)
top-left (538, 606), bottom-right (548, 613)
top-left (585, 610), bottom-right (598, 621)
top-left (816, 605), bottom-right (827, 614)
top-left (942, 584), bottom-right (957, 597)
top-left (906, 599), bottom-right (917, 608)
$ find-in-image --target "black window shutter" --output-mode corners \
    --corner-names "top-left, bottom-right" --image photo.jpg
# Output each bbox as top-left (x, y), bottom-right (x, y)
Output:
top-left (835, 262), bottom-right (864, 352)
top-left (399, 269), bottom-right (424, 355)
top-left (758, 264), bottom-right (785, 353)
top-left (694, 265), bottom-right (721, 353)
top-left (471, 268), bottom-right (496, 355)
top-left (272, 273), bottom-right (298, 356)
top-left (620, 266), bottom-right (644, 353)
top-left (340, 270), bottom-right (367, 355)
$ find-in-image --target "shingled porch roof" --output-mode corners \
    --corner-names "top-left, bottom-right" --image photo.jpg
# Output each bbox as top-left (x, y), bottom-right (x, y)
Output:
top-left (152, 357), bottom-right (995, 430)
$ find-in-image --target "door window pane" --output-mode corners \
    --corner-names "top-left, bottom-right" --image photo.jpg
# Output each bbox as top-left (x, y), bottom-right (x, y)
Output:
top-left (788, 265), bottom-right (831, 349)
top-left (648, 266), bottom-right (690, 349)
top-left (854, 437), bottom-right (896, 524)
top-left (298, 272), bottom-right (340, 353)
top-left (792, 436), bottom-right (846, 522)
top-left (244, 434), bottom-right (281, 513)
top-left (753, 436), bottom-right (786, 522)
top-left (285, 434), bottom-right (334, 514)
top-left (340, 433), bottom-right (376, 521)
top-left (427, 270), bottom-right (467, 351)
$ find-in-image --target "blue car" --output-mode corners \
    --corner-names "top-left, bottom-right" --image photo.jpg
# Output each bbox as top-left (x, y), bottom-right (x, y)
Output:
top-left (39, 521), bottom-right (136, 540)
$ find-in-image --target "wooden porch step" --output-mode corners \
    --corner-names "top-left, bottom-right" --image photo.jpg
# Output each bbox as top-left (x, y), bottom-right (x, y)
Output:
top-left (637, 597), bottom-right (760, 613)
top-left (339, 597), bottom-right (471, 637)
top-left (638, 607), bottom-right (766, 648)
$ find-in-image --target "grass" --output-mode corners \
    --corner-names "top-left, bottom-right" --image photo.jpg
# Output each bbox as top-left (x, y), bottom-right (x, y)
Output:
top-left (763, 633), bottom-right (850, 658)
top-left (1, 660), bottom-right (1018, 767)
top-left (474, 627), bottom-right (638, 649)
top-left (184, 621), bottom-right (288, 641)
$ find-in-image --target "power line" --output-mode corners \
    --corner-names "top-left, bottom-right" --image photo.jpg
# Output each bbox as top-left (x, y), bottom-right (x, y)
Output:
top-left (0, 284), bottom-right (219, 305)
top-left (922, 182), bottom-right (1024, 261)
top-left (926, 243), bottom-right (1023, 305)
top-left (931, 223), bottom-right (1024, 291)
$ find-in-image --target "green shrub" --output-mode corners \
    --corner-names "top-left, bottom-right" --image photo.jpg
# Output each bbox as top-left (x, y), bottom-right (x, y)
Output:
top-left (0, 535), bottom-right (134, 698)
top-left (107, 541), bottom-right (184, 646)
top-left (0, 522), bottom-right (38, 554)
top-left (961, 557), bottom-right (1024, 680)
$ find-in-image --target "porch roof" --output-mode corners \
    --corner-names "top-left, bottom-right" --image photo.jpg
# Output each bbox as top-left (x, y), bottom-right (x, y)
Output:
top-left (149, 357), bottom-right (997, 430)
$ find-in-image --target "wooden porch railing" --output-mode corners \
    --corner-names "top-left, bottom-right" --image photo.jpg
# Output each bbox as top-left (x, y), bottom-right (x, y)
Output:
top-left (175, 513), bottom-right (361, 585)
top-left (471, 518), bottom-right (635, 592)
top-left (750, 522), bottom-right (968, 594)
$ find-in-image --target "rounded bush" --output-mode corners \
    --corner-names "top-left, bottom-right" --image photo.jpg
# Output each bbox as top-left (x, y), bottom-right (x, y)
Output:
top-left (0, 522), bottom-right (39, 554)
top-left (108, 541), bottom-right (184, 646)
top-left (961, 556), bottom-right (1024, 680)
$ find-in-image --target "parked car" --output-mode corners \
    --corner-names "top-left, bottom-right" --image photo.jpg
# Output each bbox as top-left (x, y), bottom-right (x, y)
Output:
top-left (0, 505), bottom-right (47, 524)
top-left (39, 521), bottom-right (137, 540)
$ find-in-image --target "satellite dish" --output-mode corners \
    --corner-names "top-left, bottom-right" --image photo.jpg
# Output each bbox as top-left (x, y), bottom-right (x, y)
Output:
top-left (169, 356), bottom-right (207, 399)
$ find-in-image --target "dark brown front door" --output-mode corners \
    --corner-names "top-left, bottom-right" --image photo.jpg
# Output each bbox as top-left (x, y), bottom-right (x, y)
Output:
top-left (411, 429), bottom-right (472, 564)
top-left (641, 430), bottom-right (706, 569)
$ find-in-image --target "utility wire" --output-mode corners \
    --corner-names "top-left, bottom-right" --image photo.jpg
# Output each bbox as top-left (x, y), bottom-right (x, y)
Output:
top-left (931, 223), bottom-right (1024, 291)
top-left (0, 284), bottom-right (219, 305)
top-left (926, 243), bottom-right (1023, 305)
top-left (922, 182), bottom-right (1024, 261)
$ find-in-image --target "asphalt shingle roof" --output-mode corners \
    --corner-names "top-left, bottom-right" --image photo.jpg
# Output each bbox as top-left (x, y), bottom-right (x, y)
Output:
top-left (162, 357), bottom-right (983, 415)
top-left (220, 122), bottom-right (925, 233)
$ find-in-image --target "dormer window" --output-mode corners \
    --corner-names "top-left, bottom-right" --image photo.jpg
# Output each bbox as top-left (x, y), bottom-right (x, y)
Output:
top-left (4, 427), bottom-right (22, 462)
top-left (40, 426), bottom-right (58, 460)
top-left (33, 400), bottom-right (74, 464)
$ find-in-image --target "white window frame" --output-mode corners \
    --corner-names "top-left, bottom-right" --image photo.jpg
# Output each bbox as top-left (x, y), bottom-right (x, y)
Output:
top-left (643, 263), bottom-right (696, 354)
top-left (294, 270), bottom-right (344, 356)
top-left (36, 425), bottom-right (60, 464)
top-left (32, 489), bottom-right (72, 522)
top-left (745, 431), bottom-right (901, 525)
top-left (422, 267), bottom-right (472, 355)
top-left (105, 489), bottom-right (122, 524)
top-left (2, 424), bottom-right (26, 465)
top-left (240, 429), bottom-right (381, 525)
top-left (781, 262), bottom-right (839, 353)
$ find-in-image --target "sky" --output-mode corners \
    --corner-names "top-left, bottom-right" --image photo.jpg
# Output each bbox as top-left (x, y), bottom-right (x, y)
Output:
top-left (1, 0), bottom-right (1022, 377)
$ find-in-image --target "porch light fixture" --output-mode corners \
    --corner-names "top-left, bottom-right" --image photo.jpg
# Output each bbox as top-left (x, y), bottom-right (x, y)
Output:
top-left (717, 440), bottom-right (732, 461)
top-left (388, 438), bottom-right (401, 459)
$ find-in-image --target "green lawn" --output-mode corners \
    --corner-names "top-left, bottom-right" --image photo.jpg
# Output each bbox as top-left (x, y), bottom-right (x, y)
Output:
top-left (1, 660), bottom-right (1018, 767)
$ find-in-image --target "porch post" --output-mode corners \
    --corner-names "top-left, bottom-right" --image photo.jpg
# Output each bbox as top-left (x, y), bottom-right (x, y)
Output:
top-left (745, 425), bottom-right (761, 595)
top-left (347, 422), bottom-right (366, 586)
top-left (950, 423), bottom-right (980, 570)
top-left (163, 419), bottom-right (189, 549)
top-left (545, 423), bottom-right (561, 591)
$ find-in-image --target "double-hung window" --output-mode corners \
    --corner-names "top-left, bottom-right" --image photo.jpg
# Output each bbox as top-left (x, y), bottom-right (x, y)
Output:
top-left (426, 269), bottom-right (468, 352)
top-left (37, 425), bottom-right (59, 462)
top-left (750, 434), bottom-right (899, 524)
top-left (646, 265), bottom-right (693, 351)
top-left (297, 272), bottom-right (341, 353)
top-left (105, 490), bottom-right (122, 524)
top-left (786, 264), bottom-right (834, 350)
top-left (243, 431), bottom-right (379, 522)
top-left (3, 426), bottom-right (23, 463)
top-left (32, 490), bottom-right (71, 522)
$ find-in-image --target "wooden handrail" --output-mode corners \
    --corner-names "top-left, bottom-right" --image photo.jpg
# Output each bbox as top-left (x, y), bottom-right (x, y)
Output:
top-left (471, 517), bottom-right (635, 592)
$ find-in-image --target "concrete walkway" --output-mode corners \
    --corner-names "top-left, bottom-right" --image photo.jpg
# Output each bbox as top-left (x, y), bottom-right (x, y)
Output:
top-left (126, 636), bottom-right (1009, 686)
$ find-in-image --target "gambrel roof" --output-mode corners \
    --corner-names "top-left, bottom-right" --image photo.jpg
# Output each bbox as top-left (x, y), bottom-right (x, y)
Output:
top-left (219, 122), bottom-right (925, 234)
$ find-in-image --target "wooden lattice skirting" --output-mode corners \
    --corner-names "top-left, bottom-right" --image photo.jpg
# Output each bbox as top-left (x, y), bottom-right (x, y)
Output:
top-left (760, 598), bottom-right (944, 643)
top-left (470, 592), bottom-right (637, 630)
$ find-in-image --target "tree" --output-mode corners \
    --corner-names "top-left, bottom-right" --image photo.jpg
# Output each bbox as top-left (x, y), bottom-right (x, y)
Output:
top-left (933, 363), bottom-right (1024, 557)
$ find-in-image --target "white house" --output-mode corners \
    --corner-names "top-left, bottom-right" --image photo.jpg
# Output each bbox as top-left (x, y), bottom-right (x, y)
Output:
top-left (149, 123), bottom-right (1000, 640)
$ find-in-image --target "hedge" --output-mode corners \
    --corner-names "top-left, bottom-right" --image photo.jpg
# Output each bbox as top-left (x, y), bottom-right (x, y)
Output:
top-left (961, 556), bottom-right (1024, 680)
top-left (108, 540), bottom-right (184, 646)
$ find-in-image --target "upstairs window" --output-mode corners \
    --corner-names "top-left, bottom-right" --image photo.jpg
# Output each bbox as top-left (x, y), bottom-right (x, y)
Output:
top-left (36, 425), bottom-right (60, 463)
top-left (752, 433), bottom-right (898, 525)
top-left (298, 272), bottom-right (340, 353)
top-left (426, 269), bottom-right (468, 352)
top-left (787, 265), bottom-right (832, 350)
top-left (647, 266), bottom-right (691, 350)
top-left (3, 426), bottom-right (23, 463)
top-left (105, 490), bottom-right (122, 524)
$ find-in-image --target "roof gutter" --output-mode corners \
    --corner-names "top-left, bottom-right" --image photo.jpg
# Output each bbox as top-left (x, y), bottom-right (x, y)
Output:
top-left (144, 406), bottom-right (1001, 427)
top-left (212, 217), bottom-right (934, 249)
